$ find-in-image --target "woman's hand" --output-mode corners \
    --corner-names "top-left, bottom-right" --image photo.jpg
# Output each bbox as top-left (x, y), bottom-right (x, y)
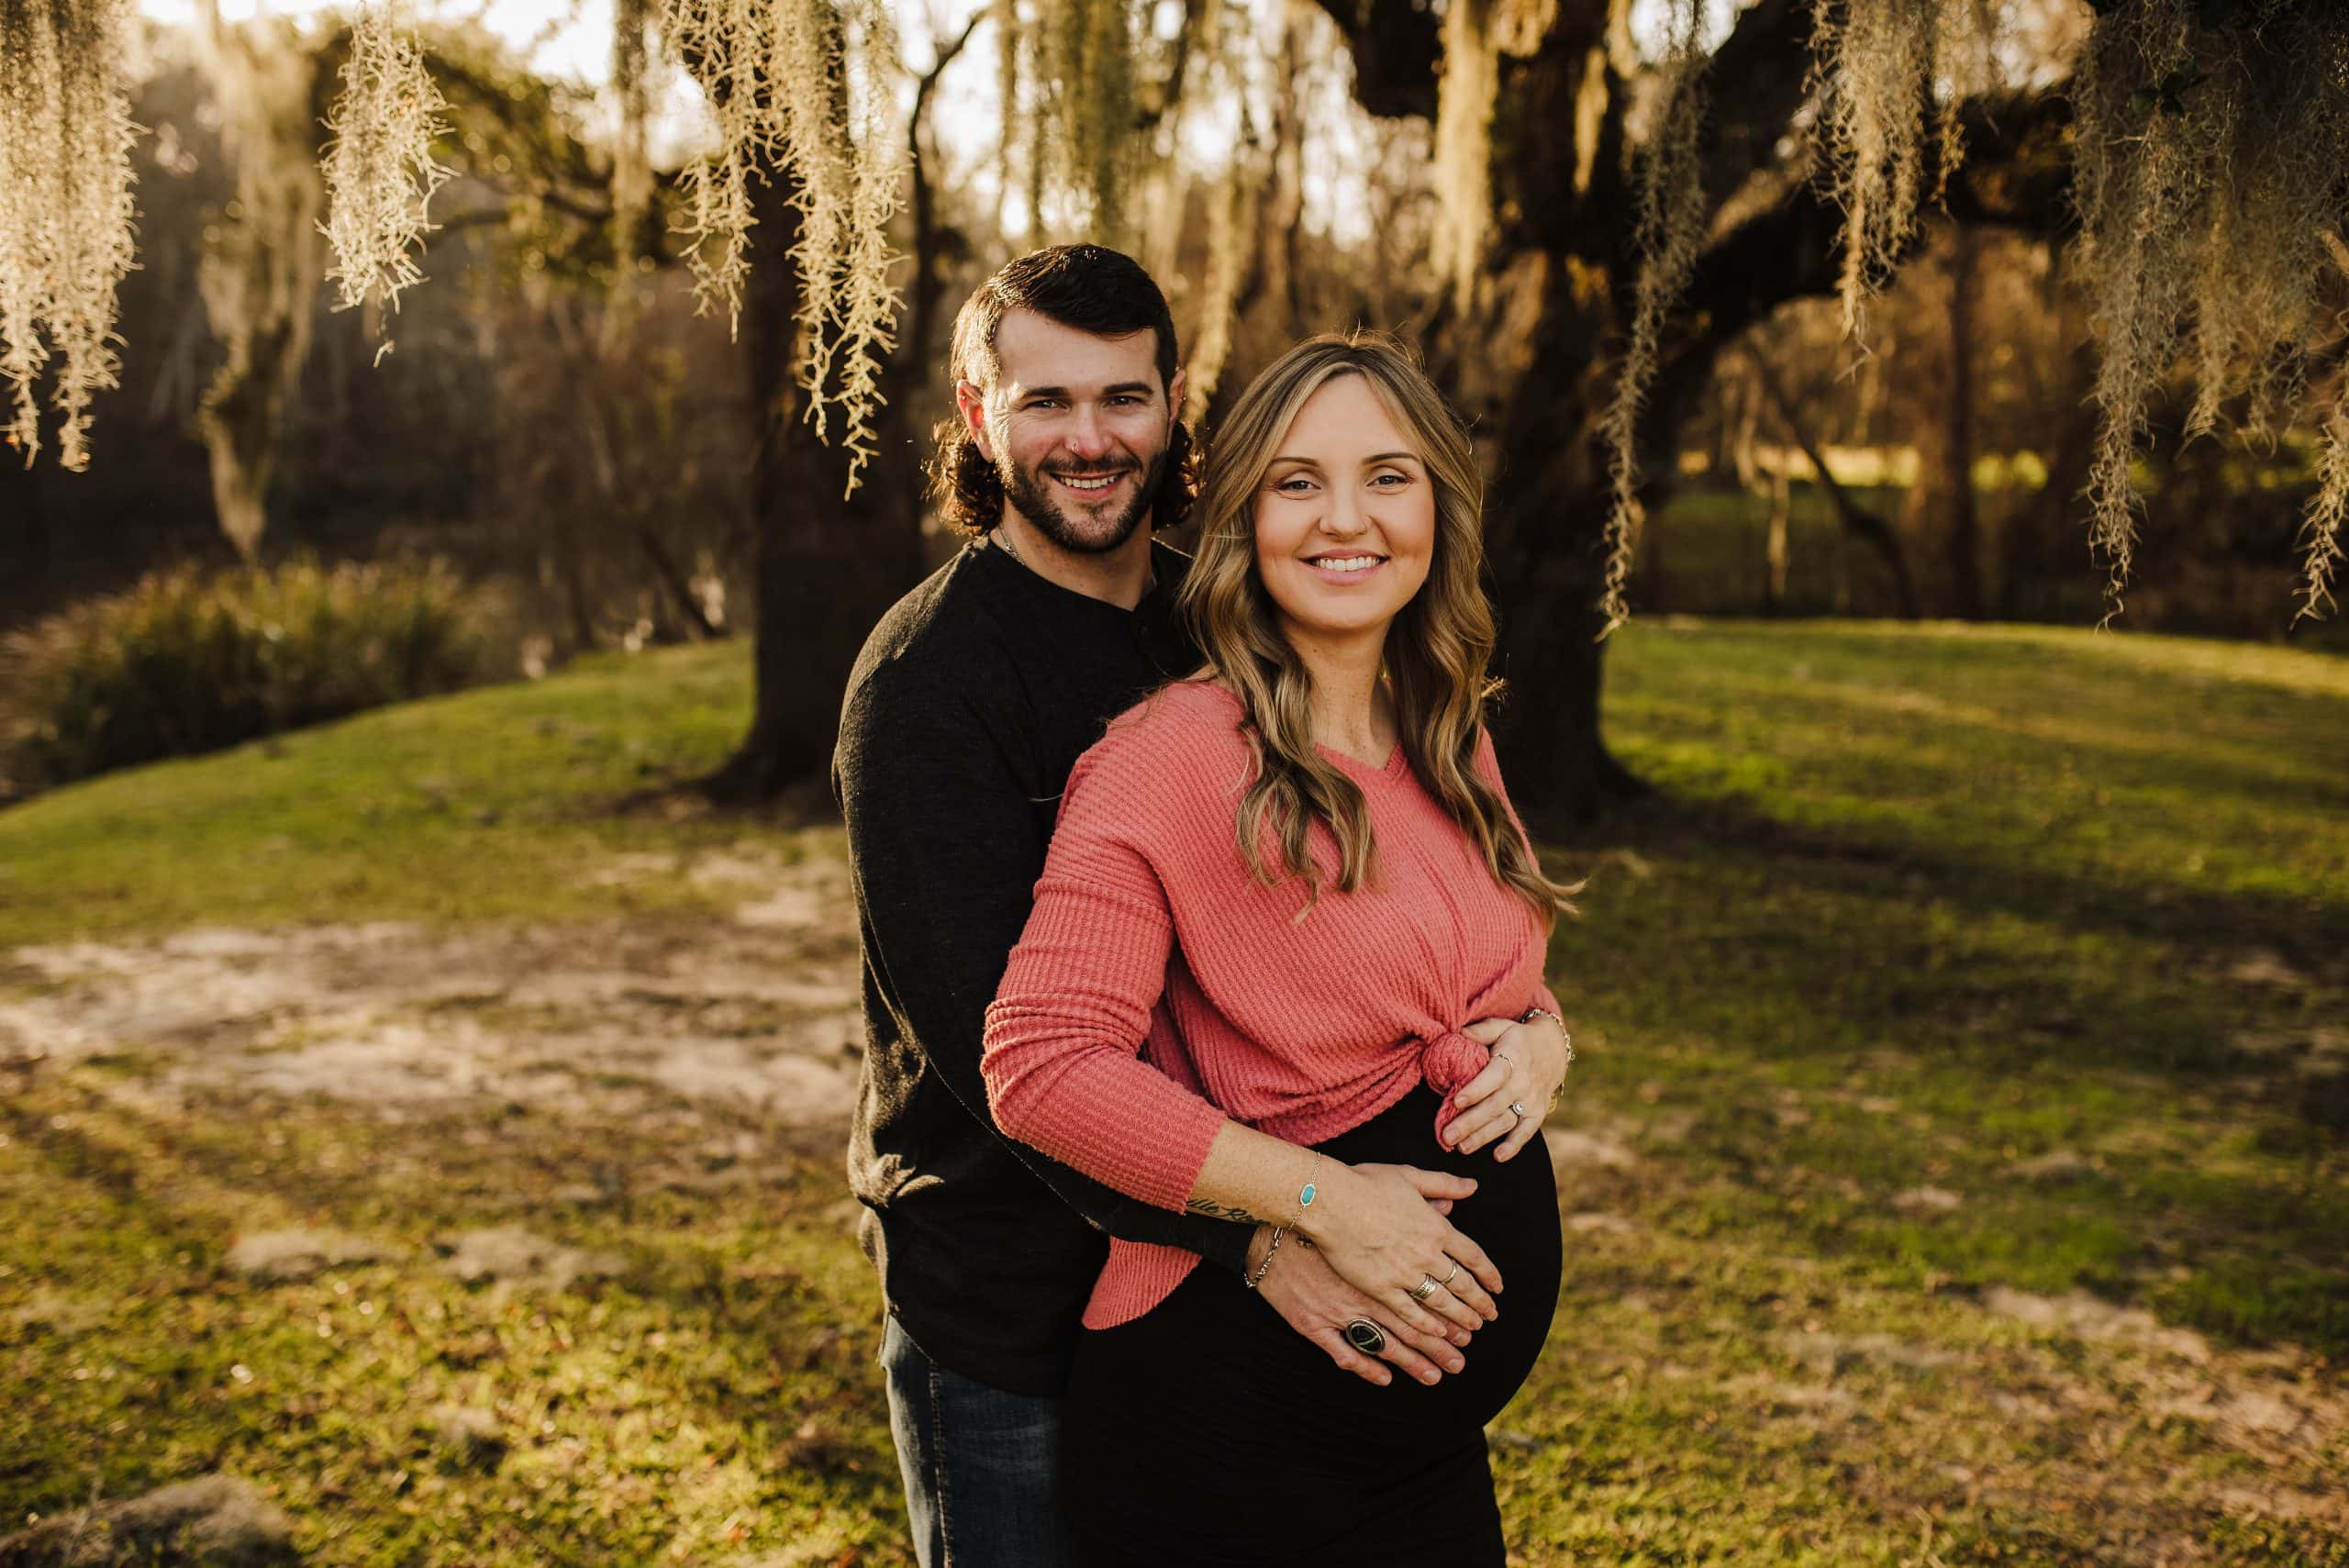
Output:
top-left (1443, 1013), bottom-right (1569, 1161)
top-left (1295, 1162), bottom-right (1503, 1339)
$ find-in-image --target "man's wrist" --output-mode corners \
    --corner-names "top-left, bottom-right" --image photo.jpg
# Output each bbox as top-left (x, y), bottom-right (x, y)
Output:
top-left (1243, 1222), bottom-right (1276, 1277)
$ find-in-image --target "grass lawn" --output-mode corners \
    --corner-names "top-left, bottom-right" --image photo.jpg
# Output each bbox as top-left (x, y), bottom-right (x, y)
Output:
top-left (1, 620), bottom-right (2343, 1564)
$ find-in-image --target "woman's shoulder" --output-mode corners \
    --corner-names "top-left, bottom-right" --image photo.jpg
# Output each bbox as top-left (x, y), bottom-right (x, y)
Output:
top-left (1065, 679), bottom-right (1252, 818)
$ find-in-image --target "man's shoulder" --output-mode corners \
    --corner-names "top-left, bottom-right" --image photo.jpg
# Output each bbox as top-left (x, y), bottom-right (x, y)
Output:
top-left (844, 547), bottom-right (1018, 714)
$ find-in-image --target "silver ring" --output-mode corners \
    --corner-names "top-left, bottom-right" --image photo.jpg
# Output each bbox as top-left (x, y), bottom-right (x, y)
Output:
top-left (1508, 1100), bottom-right (1529, 1120)
top-left (1440, 1261), bottom-right (1460, 1286)
top-left (1408, 1273), bottom-right (1442, 1304)
top-left (1344, 1318), bottom-right (1387, 1355)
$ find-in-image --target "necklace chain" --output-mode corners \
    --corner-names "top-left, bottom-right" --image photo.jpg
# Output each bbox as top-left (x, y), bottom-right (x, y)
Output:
top-left (992, 525), bottom-right (1023, 566)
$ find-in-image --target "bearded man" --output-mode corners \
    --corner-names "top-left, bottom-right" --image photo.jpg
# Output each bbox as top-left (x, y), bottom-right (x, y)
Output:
top-left (832, 245), bottom-right (1474, 1567)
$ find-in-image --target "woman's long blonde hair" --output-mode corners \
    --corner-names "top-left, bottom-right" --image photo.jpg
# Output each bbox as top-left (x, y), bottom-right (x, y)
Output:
top-left (1174, 329), bottom-right (1575, 925)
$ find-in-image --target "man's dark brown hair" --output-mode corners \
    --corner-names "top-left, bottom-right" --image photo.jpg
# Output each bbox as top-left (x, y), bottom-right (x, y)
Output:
top-left (930, 243), bottom-right (1198, 537)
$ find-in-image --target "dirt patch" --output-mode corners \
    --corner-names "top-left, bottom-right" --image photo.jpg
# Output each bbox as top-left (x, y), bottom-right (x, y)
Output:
top-left (225, 1229), bottom-right (404, 1283)
top-left (0, 847), bottom-right (864, 1132)
top-left (0, 1473), bottom-right (298, 1565)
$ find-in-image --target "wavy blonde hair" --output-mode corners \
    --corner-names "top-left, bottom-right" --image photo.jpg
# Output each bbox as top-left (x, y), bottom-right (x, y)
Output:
top-left (1174, 329), bottom-right (1575, 925)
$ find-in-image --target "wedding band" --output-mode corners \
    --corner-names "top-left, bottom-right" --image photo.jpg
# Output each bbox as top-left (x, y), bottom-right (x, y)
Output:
top-left (1408, 1273), bottom-right (1442, 1304)
top-left (1440, 1261), bottom-right (1460, 1286)
top-left (1344, 1318), bottom-right (1387, 1355)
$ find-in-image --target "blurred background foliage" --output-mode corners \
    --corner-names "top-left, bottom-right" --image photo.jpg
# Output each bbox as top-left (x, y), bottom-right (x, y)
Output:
top-left (0, 0), bottom-right (2342, 805)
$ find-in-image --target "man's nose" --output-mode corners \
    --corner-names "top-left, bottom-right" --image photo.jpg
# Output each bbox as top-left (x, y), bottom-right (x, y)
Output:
top-left (1063, 406), bottom-right (1114, 462)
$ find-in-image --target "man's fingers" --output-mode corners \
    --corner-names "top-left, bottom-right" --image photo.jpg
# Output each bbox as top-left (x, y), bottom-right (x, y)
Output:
top-left (1428, 1197), bottom-right (1454, 1216)
top-left (1386, 1316), bottom-right (1468, 1376)
top-left (1376, 1334), bottom-right (1448, 1386)
top-left (1308, 1327), bottom-right (1394, 1387)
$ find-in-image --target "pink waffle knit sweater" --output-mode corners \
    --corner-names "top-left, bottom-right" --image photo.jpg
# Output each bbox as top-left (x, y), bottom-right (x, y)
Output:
top-left (981, 679), bottom-right (1561, 1329)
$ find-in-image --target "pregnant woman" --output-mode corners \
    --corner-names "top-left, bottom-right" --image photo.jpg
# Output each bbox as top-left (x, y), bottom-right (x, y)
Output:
top-left (981, 330), bottom-right (1576, 1565)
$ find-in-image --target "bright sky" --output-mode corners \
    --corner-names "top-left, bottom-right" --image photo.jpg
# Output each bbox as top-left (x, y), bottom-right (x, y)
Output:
top-left (132, 0), bottom-right (1721, 247)
top-left (138, 0), bottom-right (1032, 215)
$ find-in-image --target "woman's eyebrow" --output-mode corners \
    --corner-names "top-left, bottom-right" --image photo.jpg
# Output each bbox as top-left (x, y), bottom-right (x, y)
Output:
top-left (1267, 451), bottom-right (1423, 467)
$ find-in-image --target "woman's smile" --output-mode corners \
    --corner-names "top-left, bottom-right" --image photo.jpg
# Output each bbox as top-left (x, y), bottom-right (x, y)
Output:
top-left (1302, 551), bottom-right (1391, 583)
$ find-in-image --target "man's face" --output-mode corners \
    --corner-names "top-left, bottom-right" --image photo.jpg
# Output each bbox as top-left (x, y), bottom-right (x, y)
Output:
top-left (957, 308), bottom-right (1186, 553)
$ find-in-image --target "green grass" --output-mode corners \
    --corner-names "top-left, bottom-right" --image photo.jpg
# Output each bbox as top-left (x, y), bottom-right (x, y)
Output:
top-left (1564, 621), bottom-right (2346, 1351)
top-left (2, 620), bottom-right (2343, 1563)
top-left (0, 643), bottom-right (761, 949)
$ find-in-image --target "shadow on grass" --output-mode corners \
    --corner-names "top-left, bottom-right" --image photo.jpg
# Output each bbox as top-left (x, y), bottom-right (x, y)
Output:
top-left (1528, 781), bottom-right (2347, 1355)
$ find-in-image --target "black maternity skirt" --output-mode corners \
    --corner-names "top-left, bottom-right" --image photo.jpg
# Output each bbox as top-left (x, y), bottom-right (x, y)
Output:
top-left (1059, 1083), bottom-right (1563, 1568)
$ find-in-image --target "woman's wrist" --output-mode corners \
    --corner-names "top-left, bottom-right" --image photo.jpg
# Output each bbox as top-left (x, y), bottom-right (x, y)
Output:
top-left (1284, 1153), bottom-right (1354, 1243)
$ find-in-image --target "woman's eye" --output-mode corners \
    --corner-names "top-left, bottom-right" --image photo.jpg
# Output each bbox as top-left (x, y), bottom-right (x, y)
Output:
top-left (1371, 473), bottom-right (1409, 488)
top-left (1275, 477), bottom-right (1316, 495)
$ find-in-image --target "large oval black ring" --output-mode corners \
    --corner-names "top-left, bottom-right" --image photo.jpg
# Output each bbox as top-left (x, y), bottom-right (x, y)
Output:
top-left (1343, 1318), bottom-right (1387, 1355)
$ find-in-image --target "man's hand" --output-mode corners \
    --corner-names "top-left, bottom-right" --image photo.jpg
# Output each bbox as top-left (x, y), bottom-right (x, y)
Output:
top-left (1244, 1224), bottom-right (1477, 1388)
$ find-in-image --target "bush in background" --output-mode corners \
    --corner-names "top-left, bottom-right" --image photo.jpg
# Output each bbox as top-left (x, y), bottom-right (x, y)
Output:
top-left (0, 553), bottom-right (511, 798)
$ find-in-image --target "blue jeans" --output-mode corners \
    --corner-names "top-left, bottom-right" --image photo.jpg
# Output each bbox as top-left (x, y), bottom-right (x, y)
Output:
top-left (879, 1313), bottom-right (1074, 1568)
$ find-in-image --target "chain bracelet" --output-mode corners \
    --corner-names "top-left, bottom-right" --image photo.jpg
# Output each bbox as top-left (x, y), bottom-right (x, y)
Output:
top-left (1244, 1224), bottom-right (1288, 1290)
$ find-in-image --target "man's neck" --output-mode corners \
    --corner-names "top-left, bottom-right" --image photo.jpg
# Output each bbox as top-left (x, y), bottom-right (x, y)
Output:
top-left (992, 509), bottom-right (1156, 611)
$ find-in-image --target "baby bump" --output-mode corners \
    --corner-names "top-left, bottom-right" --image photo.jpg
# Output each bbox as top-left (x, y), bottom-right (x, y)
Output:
top-left (1311, 1084), bottom-right (1563, 1429)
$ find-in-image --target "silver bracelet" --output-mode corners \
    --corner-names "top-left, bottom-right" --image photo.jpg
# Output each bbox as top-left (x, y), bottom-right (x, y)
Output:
top-left (1244, 1224), bottom-right (1287, 1290)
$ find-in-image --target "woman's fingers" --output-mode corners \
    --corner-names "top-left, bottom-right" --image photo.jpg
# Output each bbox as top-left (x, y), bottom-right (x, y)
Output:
top-left (1447, 1230), bottom-right (1505, 1297)
top-left (1446, 1095), bottom-right (1516, 1154)
top-left (1396, 1284), bottom-right (1484, 1336)
top-left (1445, 1056), bottom-right (1511, 1121)
top-left (1490, 1107), bottom-right (1545, 1162)
top-left (1383, 1164), bottom-right (1477, 1202)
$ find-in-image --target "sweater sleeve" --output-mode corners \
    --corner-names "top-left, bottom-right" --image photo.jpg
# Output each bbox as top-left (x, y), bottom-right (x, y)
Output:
top-left (839, 661), bottom-right (1253, 1273)
top-left (982, 728), bottom-right (1233, 1213)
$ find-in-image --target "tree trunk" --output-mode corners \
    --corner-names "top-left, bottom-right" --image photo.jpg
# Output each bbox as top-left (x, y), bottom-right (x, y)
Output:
top-left (1312, 0), bottom-right (2069, 817)
top-left (0, 454), bottom-right (47, 606)
top-left (700, 162), bottom-right (925, 804)
top-left (1900, 226), bottom-right (1986, 617)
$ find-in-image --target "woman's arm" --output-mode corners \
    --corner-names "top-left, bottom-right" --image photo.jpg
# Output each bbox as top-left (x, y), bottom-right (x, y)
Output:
top-left (982, 739), bottom-right (1505, 1338)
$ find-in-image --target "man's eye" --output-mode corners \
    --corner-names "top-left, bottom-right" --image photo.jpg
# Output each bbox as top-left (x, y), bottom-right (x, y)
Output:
top-left (1108, 395), bottom-right (1141, 407)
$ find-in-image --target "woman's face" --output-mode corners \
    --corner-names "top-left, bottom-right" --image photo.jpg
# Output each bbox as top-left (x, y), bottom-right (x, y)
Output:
top-left (1252, 373), bottom-right (1437, 651)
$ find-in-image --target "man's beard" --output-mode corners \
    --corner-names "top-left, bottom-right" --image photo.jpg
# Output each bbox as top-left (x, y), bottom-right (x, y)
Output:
top-left (998, 443), bottom-right (1168, 555)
